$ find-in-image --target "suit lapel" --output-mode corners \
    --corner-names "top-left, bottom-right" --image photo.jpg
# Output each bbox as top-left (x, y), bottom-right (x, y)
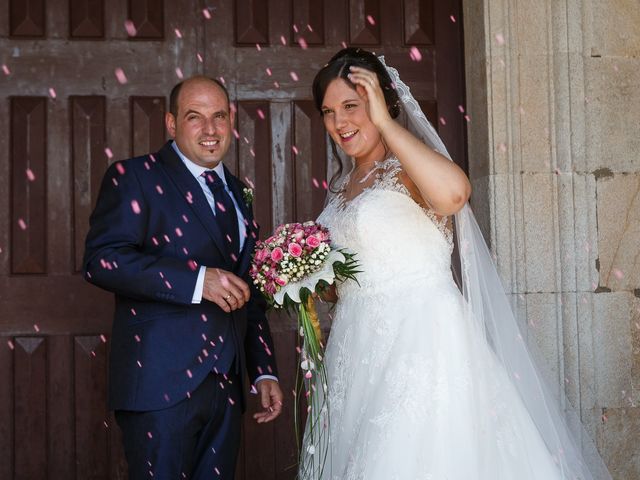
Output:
top-left (158, 142), bottom-right (234, 268)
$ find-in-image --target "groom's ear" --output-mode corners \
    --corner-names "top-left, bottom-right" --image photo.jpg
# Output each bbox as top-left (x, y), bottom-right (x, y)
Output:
top-left (165, 112), bottom-right (177, 138)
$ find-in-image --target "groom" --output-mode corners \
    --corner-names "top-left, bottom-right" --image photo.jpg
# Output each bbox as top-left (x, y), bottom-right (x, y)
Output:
top-left (83, 75), bottom-right (283, 479)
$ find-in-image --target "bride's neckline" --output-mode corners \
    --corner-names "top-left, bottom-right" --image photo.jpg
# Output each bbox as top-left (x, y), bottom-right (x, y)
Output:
top-left (335, 155), bottom-right (399, 208)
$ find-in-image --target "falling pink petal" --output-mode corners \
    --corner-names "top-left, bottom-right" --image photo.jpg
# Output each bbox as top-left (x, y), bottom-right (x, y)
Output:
top-left (151, 236), bottom-right (159, 245)
top-left (2, 64), bottom-right (10, 75)
top-left (26, 168), bottom-right (36, 181)
top-left (124, 19), bottom-right (137, 36)
top-left (450, 15), bottom-right (457, 22)
top-left (115, 68), bottom-right (128, 84)
top-left (256, 43), bottom-right (262, 51)
top-left (274, 81), bottom-right (280, 88)
top-left (292, 145), bottom-right (299, 155)
top-left (293, 24), bottom-right (299, 33)
top-left (175, 227), bottom-right (183, 237)
top-left (7, 340), bottom-right (14, 350)
top-left (155, 185), bottom-right (164, 194)
top-left (265, 68), bottom-right (272, 76)
top-left (131, 200), bottom-right (141, 214)
top-left (48, 88), bottom-right (57, 99)
top-left (498, 143), bottom-right (507, 153)
top-left (216, 201), bottom-right (226, 212)
top-left (298, 37), bottom-right (308, 49)
top-left (613, 269), bottom-right (624, 279)
top-left (464, 114), bottom-right (471, 122)
top-left (290, 71), bottom-right (299, 81)
top-left (175, 67), bottom-right (184, 79)
top-left (307, 24), bottom-right (314, 32)
top-left (409, 47), bottom-right (422, 62)
top-left (202, 8), bottom-right (212, 19)
top-left (174, 28), bottom-right (182, 38)
top-left (341, 41), bottom-right (348, 48)
top-left (366, 15), bottom-right (376, 25)
top-left (147, 431), bottom-right (153, 439)
top-left (439, 116), bottom-right (447, 126)
top-left (322, 180), bottom-right (328, 190)
top-left (134, 334), bottom-right (141, 342)
top-left (218, 76), bottom-right (226, 85)
top-left (187, 259), bottom-right (197, 271)
top-left (182, 214), bottom-right (189, 223)
top-left (163, 234), bottom-right (170, 243)
top-left (144, 161), bottom-right (150, 170)
top-left (458, 105), bottom-right (465, 113)
top-left (243, 177), bottom-right (255, 189)
top-left (33, 324), bottom-right (40, 332)
top-left (257, 108), bottom-right (265, 120)
top-left (164, 280), bottom-right (172, 289)
top-left (232, 128), bottom-right (240, 139)
top-left (197, 52), bottom-right (203, 63)
top-left (495, 33), bottom-right (505, 45)
top-left (18, 218), bottom-right (27, 230)
top-left (312, 178), bottom-right (319, 188)
top-left (228, 397), bottom-right (235, 405)
top-left (280, 35), bottom-right (287, 45)
top-left (249, 148), bottom-right (255, 157)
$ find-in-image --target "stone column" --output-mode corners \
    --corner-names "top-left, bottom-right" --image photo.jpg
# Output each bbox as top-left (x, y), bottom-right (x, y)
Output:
top-left (462, 0), bottom-right (640, 477)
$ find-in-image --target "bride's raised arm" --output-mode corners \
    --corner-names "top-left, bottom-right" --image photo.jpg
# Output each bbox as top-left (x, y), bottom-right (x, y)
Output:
top-left (348, 66), bottom-right (471, 216)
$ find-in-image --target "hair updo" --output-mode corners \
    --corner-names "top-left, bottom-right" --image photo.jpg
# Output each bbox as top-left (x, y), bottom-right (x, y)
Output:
top-left (312, 48), bottom-right (401, 119)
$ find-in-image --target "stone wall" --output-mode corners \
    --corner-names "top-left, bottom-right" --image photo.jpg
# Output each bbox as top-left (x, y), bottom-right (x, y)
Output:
top-left (462, 0), bottom-right (640, 478)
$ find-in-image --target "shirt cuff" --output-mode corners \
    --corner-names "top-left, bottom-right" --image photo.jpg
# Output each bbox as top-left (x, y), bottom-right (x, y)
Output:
top-left (254, 374), bottom-right (279, 385)
top-left (191, 266), bottom-right (206, 304)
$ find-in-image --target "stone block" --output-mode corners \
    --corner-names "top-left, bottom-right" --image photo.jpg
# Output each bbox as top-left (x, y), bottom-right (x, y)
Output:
top-left (596, 173), bottom-right (640, 291)
top-left (587, 0), bottom-right (640, 58)
top-left (522, 173), bottom-right (559, 292)
top-left (594, 406), bottom-right (640, 480)
top-left (585, 58), bottom-right (640, 172)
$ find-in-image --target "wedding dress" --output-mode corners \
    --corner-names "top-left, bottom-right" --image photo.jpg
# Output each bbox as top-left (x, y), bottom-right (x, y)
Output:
top-left (302, 157), bottom-right (565, 479)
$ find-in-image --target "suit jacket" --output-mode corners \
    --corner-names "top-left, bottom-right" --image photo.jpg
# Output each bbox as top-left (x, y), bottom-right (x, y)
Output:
top-left (83, 141), bottom-right (277, 412)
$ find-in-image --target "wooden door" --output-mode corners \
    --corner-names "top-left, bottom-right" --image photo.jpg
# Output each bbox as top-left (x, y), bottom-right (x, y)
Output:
top-left (0, 0), bottom-right (466, 478)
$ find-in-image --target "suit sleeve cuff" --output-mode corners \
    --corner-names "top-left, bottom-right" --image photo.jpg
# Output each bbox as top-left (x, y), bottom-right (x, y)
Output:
top-left (191, 266), bottom-right (206, 304)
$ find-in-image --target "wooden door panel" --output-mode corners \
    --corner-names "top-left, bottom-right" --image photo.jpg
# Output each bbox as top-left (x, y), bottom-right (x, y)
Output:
top-left (0, 0), bottom-right (466, 478)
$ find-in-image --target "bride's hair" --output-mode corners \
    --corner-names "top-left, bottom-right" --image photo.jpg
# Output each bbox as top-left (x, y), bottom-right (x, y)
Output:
top-left (312, 48), bottom-right (401, 192)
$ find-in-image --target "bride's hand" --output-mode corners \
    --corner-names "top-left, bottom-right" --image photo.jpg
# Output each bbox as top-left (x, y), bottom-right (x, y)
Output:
top-left (314, 284), bottom-right (338, 304)
top-left (348, 66), bottom-right (393, 130)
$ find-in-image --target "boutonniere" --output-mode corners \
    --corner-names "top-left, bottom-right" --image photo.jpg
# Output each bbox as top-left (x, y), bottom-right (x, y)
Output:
top-left (242, 187), bottom-right (254, 205)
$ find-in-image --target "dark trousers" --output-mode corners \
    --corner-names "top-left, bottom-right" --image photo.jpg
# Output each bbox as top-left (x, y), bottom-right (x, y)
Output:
top-left (115, 372), bottom-right (242, 480)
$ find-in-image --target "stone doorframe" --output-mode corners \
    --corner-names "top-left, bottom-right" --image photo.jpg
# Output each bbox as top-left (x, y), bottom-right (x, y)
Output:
top-left (461, 0), bottom-right (640, 473)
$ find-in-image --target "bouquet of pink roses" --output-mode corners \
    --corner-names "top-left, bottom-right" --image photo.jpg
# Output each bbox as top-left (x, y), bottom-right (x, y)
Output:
top-left (250, 221), bottom-right (359, 477)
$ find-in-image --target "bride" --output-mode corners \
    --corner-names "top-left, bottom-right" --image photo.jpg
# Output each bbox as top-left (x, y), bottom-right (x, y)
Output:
top-left (298, 48), bottom-right (612, 480)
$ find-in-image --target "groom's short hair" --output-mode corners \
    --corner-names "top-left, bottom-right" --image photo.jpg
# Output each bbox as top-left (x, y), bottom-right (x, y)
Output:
top-left (169, 76), bottom-right (230, 117)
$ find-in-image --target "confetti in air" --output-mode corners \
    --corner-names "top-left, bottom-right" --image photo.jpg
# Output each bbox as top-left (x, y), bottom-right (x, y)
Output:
top-left (290, 71), bottom-right (299, 81)
top-left (409, 47), bottom-right (422, 62)
top-left (298, 37), bottom-right (308, 49)
top-left (366, 15), bottom-right (376, 25)
top-left (131, 200), bottom-right (141, 214)
top-left (202, 8), bottom-right (212, 19)
top-left (265, 68), bottom-right (272, 76)
top-left (18, 218), bottom-right (27, 230)
top-left (495, 33), bottom-right (505, 45)
top-left (256, 43), bottom-right (262, 51)
top-left (439, 116), bottom-right (447, 126)
top-left (175, 67), bottom-right (184, 79)
top-left (174, 28), bottom-right (183, 38)
top-left (450, 15), bottom-right (457, 22)
top-left (115, 68), bottom-right (128, 84)
top-left (124, 20), bottom-right (137, 36)
top-left (48, 88), bottom-right (57, 99)
top-left (26, 168), bottom-right (36, 181)
top-left (197, 53), bottom-right (203, 63)
top-left (2, 64), bottom-right (10, 75)
top-left (280, 35), bottom-right (287, 45)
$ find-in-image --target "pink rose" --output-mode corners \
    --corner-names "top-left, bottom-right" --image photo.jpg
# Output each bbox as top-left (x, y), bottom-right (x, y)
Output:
top-left (288, 242), bottom-right (303, 257)
top-left (306, 235), bottom-right (320, 248)
top-left (271, 247), bottom-right (284, 262)
top-left (255, 248), bottom-right (269, 263)
top-left (275, 276), bottom-right (288, 286)
top-left (265, 282), bottom-right (277, 295)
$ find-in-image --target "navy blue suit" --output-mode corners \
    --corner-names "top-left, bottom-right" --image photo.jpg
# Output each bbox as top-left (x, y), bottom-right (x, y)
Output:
top-left (84, 141), bottom-right (277, 479)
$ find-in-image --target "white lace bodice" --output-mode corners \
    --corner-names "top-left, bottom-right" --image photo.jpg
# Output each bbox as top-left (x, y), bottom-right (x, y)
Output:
top-left (318, 157), bottom-right (454, 297)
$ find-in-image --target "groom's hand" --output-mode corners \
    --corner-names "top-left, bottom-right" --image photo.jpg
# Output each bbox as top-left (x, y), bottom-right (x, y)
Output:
top-left (253, 379), bottom-right (283, 424)
top-left (202, 268), bottom-right (250, 312)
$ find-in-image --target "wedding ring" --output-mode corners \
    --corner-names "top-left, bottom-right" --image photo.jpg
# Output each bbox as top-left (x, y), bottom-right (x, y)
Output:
top-left (224, 294), bottom-right (231, 300)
